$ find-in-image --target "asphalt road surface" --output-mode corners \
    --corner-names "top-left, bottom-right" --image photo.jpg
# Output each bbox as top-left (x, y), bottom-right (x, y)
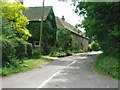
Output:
top-left (2, 51), bottom-right (118, 88)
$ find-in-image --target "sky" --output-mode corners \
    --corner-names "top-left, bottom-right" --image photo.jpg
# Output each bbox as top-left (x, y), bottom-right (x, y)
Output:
top-left (8, 0), bottom-right (84, 32)
top-left (24, 0), bottom-right (84, 26)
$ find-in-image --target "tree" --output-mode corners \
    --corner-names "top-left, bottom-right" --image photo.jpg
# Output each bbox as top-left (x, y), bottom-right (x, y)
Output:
top-left (74, 2), bottom-right (119, 56)
top-left (56, 29), bottom-right (72, 51)
top-left (2, 1), bottom-right (31, 40)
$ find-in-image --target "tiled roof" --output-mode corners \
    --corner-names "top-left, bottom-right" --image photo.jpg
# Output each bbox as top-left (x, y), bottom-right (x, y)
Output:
top-left (24, 6), bottom-right (52, 21)
top-left (56, 17), bottom-right (83, 36)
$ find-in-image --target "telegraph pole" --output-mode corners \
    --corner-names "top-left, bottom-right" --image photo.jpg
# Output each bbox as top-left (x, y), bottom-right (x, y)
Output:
top-left (39, 0), bottom-right (45, 55)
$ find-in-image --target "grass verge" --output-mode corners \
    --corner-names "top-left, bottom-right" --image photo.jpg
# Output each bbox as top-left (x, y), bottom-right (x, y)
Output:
top-left (94, 54), bottom-right (119, 79)
top-left (1, 57), bottom-right (54, 76)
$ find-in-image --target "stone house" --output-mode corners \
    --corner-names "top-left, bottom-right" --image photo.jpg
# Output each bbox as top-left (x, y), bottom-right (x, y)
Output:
top-left (56, 16), bottom-right (89, 51)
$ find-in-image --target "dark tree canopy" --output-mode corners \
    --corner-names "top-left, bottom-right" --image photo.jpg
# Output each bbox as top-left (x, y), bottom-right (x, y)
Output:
top-left (74, 2), bottom-right (120, 56)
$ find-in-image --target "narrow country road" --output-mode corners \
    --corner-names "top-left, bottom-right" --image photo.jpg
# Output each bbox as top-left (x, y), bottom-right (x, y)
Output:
top-left (2, 51), bottom-right (118, 88)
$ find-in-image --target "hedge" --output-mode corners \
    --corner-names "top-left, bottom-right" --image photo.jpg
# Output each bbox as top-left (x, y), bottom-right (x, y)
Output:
top-left (26, 43), bottom-right (33, 58)
top-left (11, 37), bottom-right (27, 60)
top-left (2, 36), bottom-right (35, 67)
top-left (2, 37), bottom-right (16, 67)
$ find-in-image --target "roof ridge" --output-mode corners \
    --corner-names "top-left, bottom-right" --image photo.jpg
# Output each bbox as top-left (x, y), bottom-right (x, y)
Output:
top-left (56, 17), bottom-right (83, 36)
top-left (59, 18), bottom-right (65, 28)
top-left (28, 6), bottom-right (52, 8)
top-left (24, 6), bottom-right (52, 21)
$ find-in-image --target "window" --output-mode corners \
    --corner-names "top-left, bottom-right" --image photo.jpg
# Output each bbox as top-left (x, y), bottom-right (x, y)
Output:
top-left (34, 41), bottom-right (40, 47)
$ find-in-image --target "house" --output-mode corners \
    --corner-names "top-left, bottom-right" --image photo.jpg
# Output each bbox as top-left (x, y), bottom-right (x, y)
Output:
top-left (24, 6), bottom-right (57, 54)
top-left (6, 0), bottom-right (23, 4)
top-left (18, 0), bottom-right (23, 4)
top-left (56, 16), bottom-right (89, 51)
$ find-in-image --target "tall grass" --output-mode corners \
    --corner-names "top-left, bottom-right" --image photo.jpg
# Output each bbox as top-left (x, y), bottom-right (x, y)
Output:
top-left (94, 54), bottom-right (119, 79)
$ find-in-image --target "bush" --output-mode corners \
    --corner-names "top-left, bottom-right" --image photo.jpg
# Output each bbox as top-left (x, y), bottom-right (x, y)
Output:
top-left (72, 47), bottom-right (83, 53)
top-left (65, 50), bottom-right (72, 56)
top-left (2, 17), bottom-right (15, 37)
top-left (56, 29), bottom-right (72, 52)
top-left (12, 37), bottom-right (27, 60)
top-left (50, 51), bottom-right (72, 57)
top-left (88, 41), bottom-right (100, 51)
top-left (32, 49), bottom-right (41, 58)
top-left (95, 54), bottom-right (119, 79)
top-left (2, 37), bottom-right (16, 67)
top-left (26, 43), bottom-right (33, 58)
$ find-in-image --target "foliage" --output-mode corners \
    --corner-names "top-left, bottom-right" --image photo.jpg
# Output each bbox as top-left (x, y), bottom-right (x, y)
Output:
top-left (50, 51), bottom-right (72, 57)
top-left (26, 43), bottom-right (33, 58)
top-left (1, 36), bottom-right (17, 67)
top-left (12, 37), bottom-right (27, 60)
top-left (32, 49), bottom-right (41, 58)
top-left (50, 29), bottom-right (73, 57)
top-left (1, 37), bottom-right (32, 68)
top-left (72, 47), bottom-right (83, 53)
top-left (95, 54), bottom-right (119, 79)
top-left (2, 65), bottom-right (21, 76)
top-left (73, 2), bottom-right (119, 78)
top-left (74, 2), bottom-right (119, 57)
top-left (2, 17), bottom-right (15, 37)
top-left (27, 9), bottom-right (57, 54)
top-left (2, 57), bottom-right (54, 76)
top-left (2, 1), bottom-right (31, 40)
top-left (88, 40), bottom-right (100, 51)
top-left (56, 29), bottom-right (73, 52)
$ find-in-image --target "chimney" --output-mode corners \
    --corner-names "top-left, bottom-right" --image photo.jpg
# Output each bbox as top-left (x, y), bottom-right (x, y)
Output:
top-left (61, 16), bottom-right (65, 21)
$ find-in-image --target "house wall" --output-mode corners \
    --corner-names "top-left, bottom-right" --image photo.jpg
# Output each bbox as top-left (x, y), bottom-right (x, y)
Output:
top-left (82, 38), bottom-right (89, 51)
top-left (71, 33), bottom-right (89, 51)
top-left (71, 33), bottom-right (83, 49)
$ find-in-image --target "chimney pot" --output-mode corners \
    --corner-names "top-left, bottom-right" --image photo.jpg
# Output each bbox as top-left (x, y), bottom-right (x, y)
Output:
top-left (61, 16), bottom-right (65, 21)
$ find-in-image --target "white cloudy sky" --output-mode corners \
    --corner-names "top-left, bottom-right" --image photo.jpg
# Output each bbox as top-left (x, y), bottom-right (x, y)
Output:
top-left (24, 0), bottom-right (84, 27)
top-left (9, 0), bottom-right (83, 26)
top-left (8, 0), bottom-right (84, 31)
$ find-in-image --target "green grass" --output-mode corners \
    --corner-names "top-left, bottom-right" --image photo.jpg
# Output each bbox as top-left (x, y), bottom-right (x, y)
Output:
top-left (94, 54), bottom-right (119, 79)
top-left (1, 57), bottom-right (54, 76)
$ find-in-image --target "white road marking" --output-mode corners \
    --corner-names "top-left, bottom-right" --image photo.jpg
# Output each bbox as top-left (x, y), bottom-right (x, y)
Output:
top-left (37, 71), bottom-right (61, 88)
top-left (66, 60), bottom-right (77, 68)
top-left (37, 60), bottom-right (77, 88)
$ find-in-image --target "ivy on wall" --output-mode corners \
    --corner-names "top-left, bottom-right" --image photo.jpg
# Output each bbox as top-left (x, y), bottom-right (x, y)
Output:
top-left (27, 9), bottom-right (57, 55)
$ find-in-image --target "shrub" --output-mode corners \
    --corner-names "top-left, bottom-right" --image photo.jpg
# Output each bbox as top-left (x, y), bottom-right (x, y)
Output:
top-left (50, 51), bottom-right (72, 57)
top-left (12, 37), bottom-right (27, 60)
top-left (56, 29), bottom-right (72, 52)
top-left (1, 37), bottom-right (16, 67)
top-left (65, 50), bottom-right (72, 56)
top-left (32, 49), bottom-right (41, 58)
top-left (2, 17), bottom-right (15, 37)
top-left (95, 54), bottom-right (119, 79)
top-left (26, 43), bottom-right (33, 58)
top-left (88, 41), bottom-right (100, 51)
top-left (72, 47), bottom-right (83, 53)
